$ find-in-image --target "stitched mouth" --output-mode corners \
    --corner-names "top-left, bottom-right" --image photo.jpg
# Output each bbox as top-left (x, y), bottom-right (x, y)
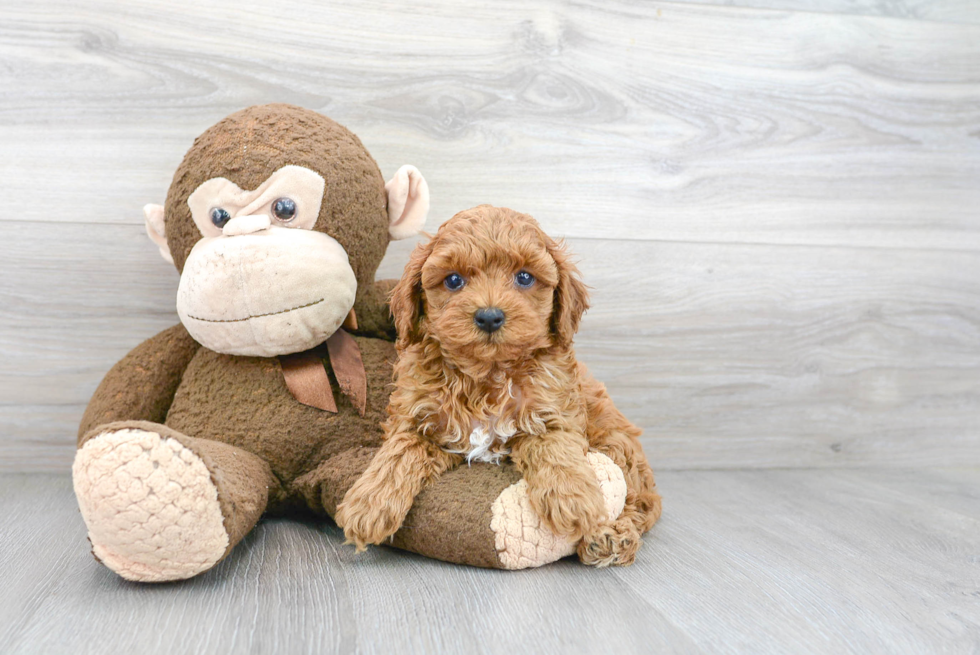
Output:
top-left (187, 298), bottom-right (325, 323)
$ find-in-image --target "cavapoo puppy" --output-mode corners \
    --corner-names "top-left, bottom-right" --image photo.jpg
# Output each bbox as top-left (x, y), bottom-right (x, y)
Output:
top-left (336, 205), bottom-right (660, 566)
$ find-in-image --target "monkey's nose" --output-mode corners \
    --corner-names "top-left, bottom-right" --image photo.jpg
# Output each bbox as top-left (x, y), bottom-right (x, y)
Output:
top-left (474, 307), bottom-right (506, 334)
top-left (223, 214), bottom-right (271, 237)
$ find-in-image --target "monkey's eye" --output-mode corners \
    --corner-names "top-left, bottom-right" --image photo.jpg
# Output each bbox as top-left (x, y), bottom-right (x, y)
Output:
top-left (444, 273), bottom-right (465, 291)
top-left (272, 197), bottom-right (297, 222)
top-left (515, 271), bottom-right (536, 288)
top-left (210, 207), bottom-right (231, 228)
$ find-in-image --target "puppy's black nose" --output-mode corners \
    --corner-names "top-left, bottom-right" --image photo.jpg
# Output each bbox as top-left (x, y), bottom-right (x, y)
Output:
top-left (474, 307), bottom-right (505, 333)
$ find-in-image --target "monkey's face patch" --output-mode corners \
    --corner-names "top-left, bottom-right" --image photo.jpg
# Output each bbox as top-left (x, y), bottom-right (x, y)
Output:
top-left (142, 105), bottom-right (432, 356)
top-left (172, 166), bottom-right (357, 357)
top-left (186, 166), bottom-right (326, 236)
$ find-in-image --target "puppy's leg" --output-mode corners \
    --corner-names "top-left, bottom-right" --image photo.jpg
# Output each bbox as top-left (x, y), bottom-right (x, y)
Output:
top-left (589, 429), bottom-right (661, 529)
top-left (581, 370), bottom-right (662, 530)
top-left (577, 431), bottom-right (660, 567)
top-left (576, 374), bottom-right (662, 567)
top-left (336, 431), bottom-right (461, 551)
top-left (510, 432), bottom-right (608, 541)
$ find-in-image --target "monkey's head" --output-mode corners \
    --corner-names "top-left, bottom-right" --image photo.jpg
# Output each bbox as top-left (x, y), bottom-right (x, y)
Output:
top-left (144, 104), bottom-right (427, 357)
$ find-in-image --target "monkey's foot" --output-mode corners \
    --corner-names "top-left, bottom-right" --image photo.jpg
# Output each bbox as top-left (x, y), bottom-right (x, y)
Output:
top-left (73, 427), bottom-right (229, 582)
top-left (490, 452), bottom-right (627, 570)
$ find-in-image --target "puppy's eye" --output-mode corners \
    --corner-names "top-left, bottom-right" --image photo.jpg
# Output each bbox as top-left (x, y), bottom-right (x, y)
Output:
top-left (515, 271), bottom-right (535, 288)
top-left (272, 197), bottom-right (297, 222)
top-left (210, 207), bottom-right (232, 228)
top-left (444, 273), bottom-right (465, 291)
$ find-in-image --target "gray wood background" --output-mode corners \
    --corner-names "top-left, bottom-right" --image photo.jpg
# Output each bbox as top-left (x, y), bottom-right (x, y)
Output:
top-left (1, 0), bottom-right (979, 471)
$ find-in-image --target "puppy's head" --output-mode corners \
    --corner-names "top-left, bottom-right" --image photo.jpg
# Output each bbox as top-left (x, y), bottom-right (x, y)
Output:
top-left (390, 205), bottom-right (589, 366)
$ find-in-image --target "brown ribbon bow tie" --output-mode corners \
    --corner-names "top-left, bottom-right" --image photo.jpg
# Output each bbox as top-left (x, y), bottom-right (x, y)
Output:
top-left (278, 312), bottom-right (367, 417)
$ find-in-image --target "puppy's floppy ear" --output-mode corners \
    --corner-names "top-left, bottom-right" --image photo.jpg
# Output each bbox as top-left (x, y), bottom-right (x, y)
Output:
top-left (548, 239), bottom-right (590, 349)
top-left (390, 237), bottom-right (434, 348)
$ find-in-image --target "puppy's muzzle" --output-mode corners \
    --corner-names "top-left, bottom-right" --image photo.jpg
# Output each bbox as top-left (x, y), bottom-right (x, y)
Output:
top-left (474, 307), bottom-right (505, 334)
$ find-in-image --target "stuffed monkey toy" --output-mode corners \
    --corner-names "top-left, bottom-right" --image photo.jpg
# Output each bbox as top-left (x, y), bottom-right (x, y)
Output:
top-left (72, 104), bottom-right (628, 581)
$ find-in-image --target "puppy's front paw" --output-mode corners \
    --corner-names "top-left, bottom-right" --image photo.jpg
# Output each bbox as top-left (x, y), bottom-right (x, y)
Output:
top-left (526, 468), bottom-right (607, 540)
top-left (335, 487), bottom-right (404, 552)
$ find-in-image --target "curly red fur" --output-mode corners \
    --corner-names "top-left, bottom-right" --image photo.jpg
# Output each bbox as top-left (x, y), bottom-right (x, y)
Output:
top-left (336, 205), bottom-right (661, 566)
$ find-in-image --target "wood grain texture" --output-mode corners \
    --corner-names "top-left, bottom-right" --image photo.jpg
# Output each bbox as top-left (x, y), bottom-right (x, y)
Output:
top-left (618, 467), bottom-right (980, 654)
top-left (3, 223), bottom-right (978, 471)
top-left (667, 0), bottom-right (980, 24)
top-left (1, 1), bottom-right (979, 250)
top-left (0, 223), bottom-right (980, 470)
top-left (1, 470), bottom-right (977, 654)
top-left (1, 0), bottom-right (979, 471)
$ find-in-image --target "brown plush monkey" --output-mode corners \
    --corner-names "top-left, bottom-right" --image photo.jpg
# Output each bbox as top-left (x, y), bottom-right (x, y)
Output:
top-left (72, 105), bottom-right (627, 581)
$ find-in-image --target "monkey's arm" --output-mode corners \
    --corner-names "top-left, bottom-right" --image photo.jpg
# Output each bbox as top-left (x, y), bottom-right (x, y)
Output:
top-left (77, 324), bottom-right (202, 442)
top-left (351, 278), bottom-right (398, 341)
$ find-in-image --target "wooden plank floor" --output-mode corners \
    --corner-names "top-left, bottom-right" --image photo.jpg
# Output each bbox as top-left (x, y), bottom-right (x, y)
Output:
top-left (2, 469), bottom-right (978, 654)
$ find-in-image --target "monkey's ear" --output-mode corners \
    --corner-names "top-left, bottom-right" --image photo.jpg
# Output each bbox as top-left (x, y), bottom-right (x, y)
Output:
top-left (385, 165), bottom-right (429, 240)
top-left (143, 203), bottom-right (174, 265)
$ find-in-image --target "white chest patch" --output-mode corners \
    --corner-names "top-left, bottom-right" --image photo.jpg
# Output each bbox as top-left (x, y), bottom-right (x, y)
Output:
top-left (463, 421), bottom-right (517, 464)
top-left (441, 379), bottom-right (523, 465)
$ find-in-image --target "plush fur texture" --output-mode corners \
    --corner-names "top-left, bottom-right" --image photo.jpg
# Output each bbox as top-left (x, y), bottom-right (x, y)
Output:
top-left (164, 104), bottom-right (395, 339)
top-left (337, 205), bottom-right (661, 566)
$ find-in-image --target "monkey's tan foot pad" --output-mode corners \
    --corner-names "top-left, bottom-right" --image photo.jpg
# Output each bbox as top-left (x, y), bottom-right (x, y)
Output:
top-left (72, 427), bottom-right (229, 582)
top-left (490, 452), bottom-right (627, 570)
